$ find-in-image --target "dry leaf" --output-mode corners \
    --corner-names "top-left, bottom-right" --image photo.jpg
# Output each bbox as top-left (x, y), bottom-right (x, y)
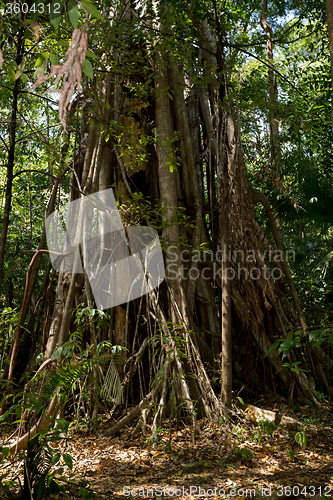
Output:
top-left (29, 28), bottom-right (88, 130)
top-left (0, 49), bottom-right (3, 70)
top-left (31, 22), bottom-right (40, 40)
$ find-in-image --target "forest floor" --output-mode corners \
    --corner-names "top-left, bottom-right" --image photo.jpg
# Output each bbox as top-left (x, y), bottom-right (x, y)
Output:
top-left (1, 400), bottom-right (333, 500)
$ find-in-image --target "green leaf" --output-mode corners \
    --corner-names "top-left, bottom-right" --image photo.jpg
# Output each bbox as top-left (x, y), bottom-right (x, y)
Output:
top-left (79, 0), bottom-right (104, 21)
top-left (52, 452), bottom-right (61, 465)
top-left (78, 487), bottom-right (92, 500)
top-left (264, 340), bottom-right (279, 357)
top-left (50, 53), bottom-right (59, 65)
top-left (86, 51), bottom-right (99, 60)
top-left (63, 453), bottom-right (73, 469)
top-left (240, 448), bottom-right (253, 459)
top-left (33, 400), bottom-right (43, 414)
top-left (33, 475), bottom-right (47, 500)
top-left (82, 59), bottom-right (93, 79)
top-left (1, 447), bottom-right (10, 458)
top-left (35, 55), bottom-right (45, 68)
top-left (288, 449), bottom-right (294, 459)
top-left (7, 65), bottom-right (16, 82)
top-left (57, 40), bottom-right (69, 48)
top-left (295, 431), bottom-right (307, 448)
top-left (50, 0), bottom-right (63, 31)
top-left (309, 330), bottom-right (320, 341)
top-left (237, 396), bottom-right (244, 405)
top-left (56, 418), bottom-right (68, 431)
top-left (280, 339), bottom-right (293, 350)
top-left (67, 0), bottom-right (80, 28)
top-left (51, 346), bottom-right (62, 360)
top-left (33, 56), bottom-right (48, 79)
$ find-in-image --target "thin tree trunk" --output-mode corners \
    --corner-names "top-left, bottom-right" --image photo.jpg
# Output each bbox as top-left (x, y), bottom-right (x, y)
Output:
top-left (1, 97), bottom-right (76, 393)
top-left (260, 0), bottom-right (281, 186)
top-left (216, 35), bottom-right (233, 407)
top-left (218, 109), bottom-right (232, 408)
top-left (0, 29), bottom-right (24, 295)
top-left (327, 0), bottom-right (333, 126)
top-left (4, 182), bottom-right (59, 387)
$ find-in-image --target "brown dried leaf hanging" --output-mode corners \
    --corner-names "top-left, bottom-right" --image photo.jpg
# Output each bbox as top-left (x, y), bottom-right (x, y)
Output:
top-left (31, 22), bottom-right (40, 40)
top-left (29, 29), bottom-right (88, 129)
top-left (0, 49), bottom-right (3, 70)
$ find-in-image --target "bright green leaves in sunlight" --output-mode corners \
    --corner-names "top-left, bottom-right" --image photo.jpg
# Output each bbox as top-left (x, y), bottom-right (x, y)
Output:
top-left (34, 52), bottom-right (49, 80)
top-left (35, 53), bottom-right (48, 68)
top-left (3, 61), bottom-right (27, 83)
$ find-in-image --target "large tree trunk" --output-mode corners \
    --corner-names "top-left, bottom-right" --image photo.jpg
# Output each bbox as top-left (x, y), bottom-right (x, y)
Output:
top-left (3, 3), bottom-right (331, 454)
top-left (154, 46), bottom-right (199, 434)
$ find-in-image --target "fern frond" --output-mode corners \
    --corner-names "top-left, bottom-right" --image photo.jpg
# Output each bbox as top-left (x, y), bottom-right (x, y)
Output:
top-left (100, 358), bottom-right (122, 404)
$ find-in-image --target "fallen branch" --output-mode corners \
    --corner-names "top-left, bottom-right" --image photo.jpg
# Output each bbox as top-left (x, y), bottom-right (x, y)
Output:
top-left (241, 403), bottom-right (300, 431)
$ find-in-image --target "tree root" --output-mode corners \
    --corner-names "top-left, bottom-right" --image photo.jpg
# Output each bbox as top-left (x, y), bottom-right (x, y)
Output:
top-left (102, 372), bottom-right (165, 438)
top-left (0, 395), bottom-right (59, 460)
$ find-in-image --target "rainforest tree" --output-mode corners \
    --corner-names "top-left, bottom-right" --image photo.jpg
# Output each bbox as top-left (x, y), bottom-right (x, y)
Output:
top-left (0, 0), bottom-right (332, 458)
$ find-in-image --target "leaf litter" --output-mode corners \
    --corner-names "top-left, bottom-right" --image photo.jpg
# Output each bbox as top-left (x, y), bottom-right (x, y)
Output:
top-left (0, 401), bottom-right (333, 499)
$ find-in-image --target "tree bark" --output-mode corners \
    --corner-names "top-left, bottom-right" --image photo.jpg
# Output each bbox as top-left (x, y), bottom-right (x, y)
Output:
top-left (154, 48), bottom-right (187, 321)
top-left (218, 119), bottom-right (232, 408)
top-left (0, 28), bottom-right (24, 295)
top-left (217, 44), bottom-right (233, 408)
top-left (260, 0), bottom-right (281, 188)
top-left (327, 0), bottom-right (333, 126)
